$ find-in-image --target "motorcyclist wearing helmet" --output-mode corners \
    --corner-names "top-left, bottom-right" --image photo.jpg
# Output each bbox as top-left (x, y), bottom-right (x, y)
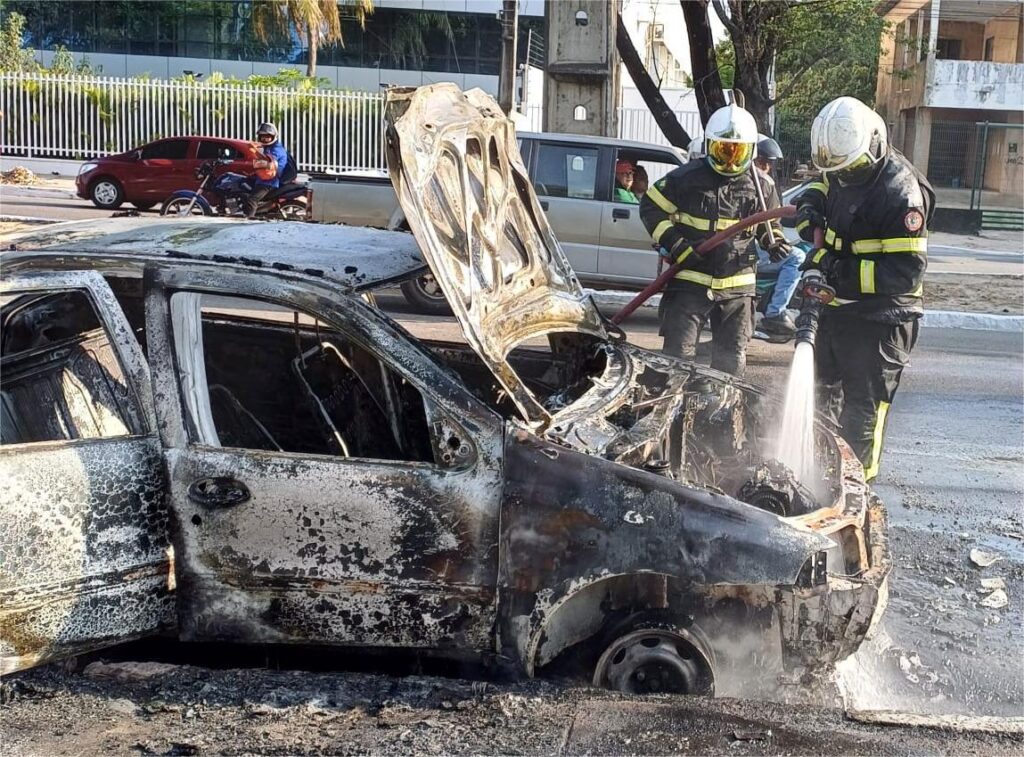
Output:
top-left (753, 134), bottom-right (805, 337)
top-left (639, 103), bottom-right (781, 376)
top-left (245, 121), bottom-right (290, 218)
top-left (795, 96), bottom-right (934, 481)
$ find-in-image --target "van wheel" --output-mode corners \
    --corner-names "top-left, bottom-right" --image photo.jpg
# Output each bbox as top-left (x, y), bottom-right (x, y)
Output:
top-left (89, 178), bottom-right (124, 209)
top-left (593, 619), bottom-right (715, 696)
top-left (400, 274), bottom-right (451, 316)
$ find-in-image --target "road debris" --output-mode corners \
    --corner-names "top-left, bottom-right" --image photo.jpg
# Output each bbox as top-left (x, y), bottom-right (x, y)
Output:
top-left (979, 589), bottom-right (1009, 609)
top-left (0, 166), bottom-right (38, 185)
top-left (980, 577), bottom-right (1007, 592)
top-left (970, 548), bottom-right (1002, 568)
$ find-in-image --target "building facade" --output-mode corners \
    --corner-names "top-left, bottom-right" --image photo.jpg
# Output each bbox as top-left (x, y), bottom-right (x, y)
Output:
top-left (8, 0), bottom-right (543, 94)
top-left (875, 0), bottom-right (1023, 207)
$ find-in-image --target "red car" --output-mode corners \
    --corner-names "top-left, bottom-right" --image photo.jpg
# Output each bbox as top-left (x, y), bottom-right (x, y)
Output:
top-left (76, 136), bottom-right (257, 210)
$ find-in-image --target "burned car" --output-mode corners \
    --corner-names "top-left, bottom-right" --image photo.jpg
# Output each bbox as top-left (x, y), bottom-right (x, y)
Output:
top-left (0, 85), bottom-right (887, 697)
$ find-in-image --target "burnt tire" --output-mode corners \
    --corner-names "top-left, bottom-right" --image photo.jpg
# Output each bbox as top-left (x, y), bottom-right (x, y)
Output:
top-left (89, 177), bottom-right (124, 209)
top-left (400, 273), bottom-right (451, 316)
top-left (593, 617), bottom-right (715, 696)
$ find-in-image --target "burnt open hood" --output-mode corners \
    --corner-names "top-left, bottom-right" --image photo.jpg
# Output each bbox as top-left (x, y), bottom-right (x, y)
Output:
top-left (384, 84), bottom-right (606, 426)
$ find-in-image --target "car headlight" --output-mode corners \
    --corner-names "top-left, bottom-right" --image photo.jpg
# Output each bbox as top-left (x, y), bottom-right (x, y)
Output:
top-left (78, 162), bottom-right (99, 175)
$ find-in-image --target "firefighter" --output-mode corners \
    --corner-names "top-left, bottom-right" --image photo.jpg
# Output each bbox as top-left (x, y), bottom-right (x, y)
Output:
top-left (795, 96), bottom-right (934, 481)
top-left (640, 103), bottom-right (782, 376)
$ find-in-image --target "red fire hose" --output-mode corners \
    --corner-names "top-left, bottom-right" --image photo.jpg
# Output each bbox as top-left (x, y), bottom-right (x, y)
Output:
top-left (610, 205), bottom-right (798, 325)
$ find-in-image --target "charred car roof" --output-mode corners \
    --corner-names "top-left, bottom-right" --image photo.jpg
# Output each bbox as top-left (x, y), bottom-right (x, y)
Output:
top-left (3, 217), bottom-right (426, 291)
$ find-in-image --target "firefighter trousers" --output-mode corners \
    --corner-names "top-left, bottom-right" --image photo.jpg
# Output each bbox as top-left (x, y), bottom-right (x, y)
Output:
top-left (814, 312), bottom-right (919, 481)
top-left (659, 285), bottom-right (753, 376)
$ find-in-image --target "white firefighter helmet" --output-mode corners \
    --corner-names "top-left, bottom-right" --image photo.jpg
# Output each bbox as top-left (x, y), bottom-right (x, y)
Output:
top-left (687, 136), bottom-right (705, 161)
top-left (810, 96), bottom-right (887, 186)
top-left (703, 104), bottom-right (758, 176)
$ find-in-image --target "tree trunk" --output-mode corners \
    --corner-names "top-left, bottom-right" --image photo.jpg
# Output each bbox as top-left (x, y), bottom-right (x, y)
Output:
top-left (307, 27), bottom-right (317, 77)
top-left (615, 14), bottom-right (691, 148)
top-left (681, 0), bottom-right (726, 126)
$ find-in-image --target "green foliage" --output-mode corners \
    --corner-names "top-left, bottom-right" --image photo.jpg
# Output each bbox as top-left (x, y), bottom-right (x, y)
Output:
top-left (715, 39), bottom-right (735, 90)
top-left (772, 0), bottom-right (889, 161)
top-left (0, 11), bottom-right (38, 72)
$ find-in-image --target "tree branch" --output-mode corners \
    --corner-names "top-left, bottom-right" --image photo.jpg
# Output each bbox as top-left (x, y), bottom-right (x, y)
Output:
top-left (711, 0), bottom-right (740, 37)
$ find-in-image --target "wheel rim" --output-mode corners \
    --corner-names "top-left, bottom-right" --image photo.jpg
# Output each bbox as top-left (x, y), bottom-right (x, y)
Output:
top-left (416, 273), bottom-right (444, 301)
top-left (280, 202), bottom-right (306, 220)
top-left (93, 181), bottom-right (118, 205)
top-left (594, 629), bottom-right (712, 695)
top-left (166, 198), bottom-right (203, 216)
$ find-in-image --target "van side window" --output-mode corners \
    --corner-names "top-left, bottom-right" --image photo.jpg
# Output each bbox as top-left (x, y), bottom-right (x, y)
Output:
top-left (0, 290), bottom-right (139, 444)
top-left (533, 144), bottom-right (599, 200)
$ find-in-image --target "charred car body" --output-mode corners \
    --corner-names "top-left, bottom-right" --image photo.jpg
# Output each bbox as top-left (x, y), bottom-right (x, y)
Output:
top-left (0, 85), bottom-right (887, 696)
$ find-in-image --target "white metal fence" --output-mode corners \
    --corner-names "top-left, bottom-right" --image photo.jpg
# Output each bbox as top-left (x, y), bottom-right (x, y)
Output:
top-left (0, 72), bottom-right (386, 173)
top-left (1, 73), bottom-right (702, 174)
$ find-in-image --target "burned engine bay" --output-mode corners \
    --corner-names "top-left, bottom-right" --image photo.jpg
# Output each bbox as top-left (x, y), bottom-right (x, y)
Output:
top-left (430, 332), bottom-right (837, 520)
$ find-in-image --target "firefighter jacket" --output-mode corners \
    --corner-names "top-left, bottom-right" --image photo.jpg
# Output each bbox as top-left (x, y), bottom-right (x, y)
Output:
top-left (640, 160), bottom-right (781, 299)
top-left (796, 151), bottom-right (934, 323)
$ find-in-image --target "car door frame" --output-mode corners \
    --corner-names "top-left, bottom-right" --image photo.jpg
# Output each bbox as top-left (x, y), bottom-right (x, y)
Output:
top-left (0, 269), bottom-right (172, 674)
top-left (141, 263), bottom-right (507, 655)
top-left (525, 138), bottom-right (608, 278)
top-left (137, 137), bottom-right (196, 201)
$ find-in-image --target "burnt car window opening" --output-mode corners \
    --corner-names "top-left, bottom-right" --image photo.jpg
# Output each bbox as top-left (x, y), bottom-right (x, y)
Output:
top-left (0, 289), bottom-right (136, 444)
top-left (168, 292), bottom-right (435, 463)
top-left (533, 143), bottom-right (599, 199)
top-left (141, 139), bottom-right (189, 160)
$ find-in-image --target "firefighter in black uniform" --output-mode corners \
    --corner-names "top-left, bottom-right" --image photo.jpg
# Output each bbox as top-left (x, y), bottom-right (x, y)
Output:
top-left (795, 96), bottom-right (934, 481)
top-left (640, 103), bottom-right (785, 376)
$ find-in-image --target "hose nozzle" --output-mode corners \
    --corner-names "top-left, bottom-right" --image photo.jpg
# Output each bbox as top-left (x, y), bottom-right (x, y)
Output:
top-left (794, 271), bottom-right (837, 347)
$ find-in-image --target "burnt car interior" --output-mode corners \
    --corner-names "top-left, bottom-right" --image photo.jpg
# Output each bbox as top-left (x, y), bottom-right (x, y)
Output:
top-left (0, 289), bottom-right (138, 444)
top-left (167, 292), bottom-right (438, 464)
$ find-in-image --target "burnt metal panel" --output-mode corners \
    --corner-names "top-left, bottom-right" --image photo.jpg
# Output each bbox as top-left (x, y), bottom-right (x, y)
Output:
top-left (0, 437), bottom-right (174, 673)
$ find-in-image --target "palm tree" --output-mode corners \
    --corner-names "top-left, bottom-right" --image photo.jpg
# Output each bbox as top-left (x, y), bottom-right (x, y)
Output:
top-left (253, 0), bottom-right (374, 78)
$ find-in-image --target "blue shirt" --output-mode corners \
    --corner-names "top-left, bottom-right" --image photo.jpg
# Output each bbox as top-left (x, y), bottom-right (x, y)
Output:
top-left (256, 142), bottom-right (288, 188)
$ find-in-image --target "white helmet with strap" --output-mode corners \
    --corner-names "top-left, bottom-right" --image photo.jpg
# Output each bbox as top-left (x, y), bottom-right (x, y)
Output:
top-left (703, 103), bottom-right (758, 176)
top-left (810, 96), bottom-right (887, 186)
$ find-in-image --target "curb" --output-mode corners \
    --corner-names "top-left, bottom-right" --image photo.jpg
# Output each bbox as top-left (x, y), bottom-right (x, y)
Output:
top-left (0, 184), bottom-right (78, 200)
top-left (588, 290), bottom-right (1024, 333)
top-left (0, 214), bottom-right (57, 224)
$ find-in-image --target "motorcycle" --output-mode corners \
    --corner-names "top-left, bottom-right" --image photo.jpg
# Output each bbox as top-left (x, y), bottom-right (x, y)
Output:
top-left (160, 159), bottom-right (309, 220)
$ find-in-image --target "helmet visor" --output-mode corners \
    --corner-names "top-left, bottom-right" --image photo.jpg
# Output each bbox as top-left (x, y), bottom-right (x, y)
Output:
top-left (829, 152), bottom-right (876, 186)
top-left (707, 139), bottom-right (754, 175)
top-left (258, 133), bottom-right (275, 144)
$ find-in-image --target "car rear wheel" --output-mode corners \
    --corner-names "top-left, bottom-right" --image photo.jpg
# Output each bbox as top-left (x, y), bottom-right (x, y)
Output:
top-left (400, 273), bottom-right (451, 316)
top-left (278, 199), bottom-right (307, 221)
top-left (89, 178), bottom-right (124, 209)
top-left (160, 196), bottom-right (211, 217)
top-left (593, 622), bottom-right (714, 696)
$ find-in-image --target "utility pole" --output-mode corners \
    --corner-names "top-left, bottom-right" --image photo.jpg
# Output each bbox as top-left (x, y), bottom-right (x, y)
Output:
top-left (497, 0), bottom-right (519, 114)
top-left (543, 0), bottom-right (619, 137)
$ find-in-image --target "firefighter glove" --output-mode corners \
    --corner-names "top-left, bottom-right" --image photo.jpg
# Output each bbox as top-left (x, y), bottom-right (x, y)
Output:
top-left (795, 204), bottom-right (825, 243)
top-left (761, 235), bottom-right (793, 263)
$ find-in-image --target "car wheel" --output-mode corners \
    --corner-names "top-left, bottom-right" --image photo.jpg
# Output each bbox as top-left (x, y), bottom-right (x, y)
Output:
top-left (89, 178), bottom-right (124, 209)
top-left (160, 196), bottom-right (210, 217)
top-left (400, 273), bottom-right (451, 316)
top-left (278, 200), bottom-right (307, 221)
top-left (593, 621), bottom-right (714, 696)
top-left (132, 201), bottom-right (156, 211)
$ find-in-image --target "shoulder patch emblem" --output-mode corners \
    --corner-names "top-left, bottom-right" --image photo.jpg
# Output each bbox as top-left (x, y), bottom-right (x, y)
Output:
top-left (904, 209), bottom-right (924, 232)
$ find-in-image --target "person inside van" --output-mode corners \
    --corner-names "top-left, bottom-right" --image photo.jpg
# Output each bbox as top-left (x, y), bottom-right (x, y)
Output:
top-left (614, 160), bottom-right (640, 204)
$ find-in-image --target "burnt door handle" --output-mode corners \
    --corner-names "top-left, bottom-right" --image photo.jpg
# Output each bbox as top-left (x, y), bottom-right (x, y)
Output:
top-left (612, 208), bottom-right (630, 220)
top-left (540, 200), bottom-right (549, 210)
top-left (188, 477), bottom-right (250, 509)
